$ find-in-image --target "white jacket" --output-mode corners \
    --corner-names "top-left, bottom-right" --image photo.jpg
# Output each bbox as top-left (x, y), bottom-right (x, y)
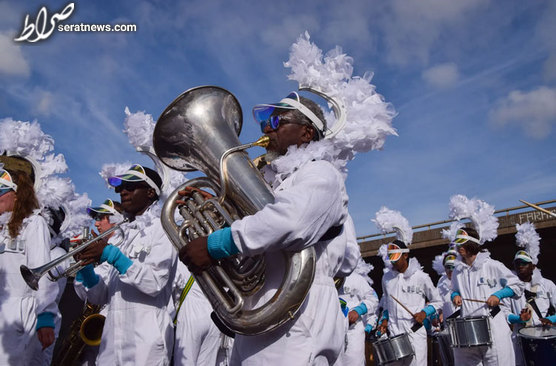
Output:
top-left (230, 159), bottom-right (349, 365)
top-left (437, 274), bottom-right (457, 319)
top-left (450, 251), bottom-right (524, 366)
top-left (74, 204), bottom-right (178, 365)
top-left (0, 212), bottom-right (59, 365)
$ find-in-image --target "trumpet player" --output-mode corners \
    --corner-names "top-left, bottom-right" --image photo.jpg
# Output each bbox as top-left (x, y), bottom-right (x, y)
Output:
top-left (73, 164), bottom-right (178, 365)
top-left (87, 198), bottom-right (124, 237)
top-left (181, 93), bottom-right (351, 365)
top-left (0, 164), bottom-right (59, 364)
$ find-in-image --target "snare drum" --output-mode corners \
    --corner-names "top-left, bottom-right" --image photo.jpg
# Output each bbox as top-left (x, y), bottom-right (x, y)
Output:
top-left (517, 326), bottom-right (556, 366)
top-left (372, 333), bottom-right (415, 365)
top-left (447, 316), bottom-right (492, 348)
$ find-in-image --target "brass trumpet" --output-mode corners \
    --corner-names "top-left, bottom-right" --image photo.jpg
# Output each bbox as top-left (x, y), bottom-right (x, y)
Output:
top-left (20, 218), bottom-right (129, 290)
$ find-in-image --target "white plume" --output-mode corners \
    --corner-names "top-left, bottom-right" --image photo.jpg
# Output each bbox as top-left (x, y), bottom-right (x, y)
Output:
top-left (515, 222), bottom-right (541, 265)
top-left (123, 107), bottom-right (155, 149)
top-left (377, 243), bottom-right (392, 270)
top-left (372, 206), bottom-right (413, 244)
top-left (432, 253), bottom-right (446, 276)
top-left (270, 32), bottom-right (397, 178)
top-left (441, 221), bottom-right (464, 242)
top-left (448, 194), bottom-right (498, 245)
top-left (354, 258), bottom-right (374, 286)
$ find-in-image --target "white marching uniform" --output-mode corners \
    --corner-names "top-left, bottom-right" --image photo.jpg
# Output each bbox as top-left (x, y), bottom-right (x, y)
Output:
top-left (437, 274), bottom-right (457, 320)
top-left (337, 272), bottom-right (379, 366)
top-left (74, 204), bottom-right (178, 365)
top-left (27, 245), bottom-right (70, 365)
top-left (381, 258), bottom-right (442, 366)
top-left (172, 261), bottom-right (222, 366)
top-left (451, 251), bottom-right (523, 366)
top-left (230, 159), bottom-right (349, 365)
top-left (503, 269), bottom-right (556, 366)
top-left (0, 212), bottom-right (59, 365)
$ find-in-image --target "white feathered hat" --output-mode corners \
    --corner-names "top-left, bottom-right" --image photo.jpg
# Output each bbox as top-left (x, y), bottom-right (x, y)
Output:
top-left (448, 194), bottom-right (499, 246)
top-left (372, 206), bottom-right (413, 262)
top-left (514, 222), bottom-right (540, 265)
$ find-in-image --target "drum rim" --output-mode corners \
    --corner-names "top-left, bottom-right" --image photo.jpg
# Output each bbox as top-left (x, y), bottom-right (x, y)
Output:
top-left (517, 326), bottom-right (556, 339)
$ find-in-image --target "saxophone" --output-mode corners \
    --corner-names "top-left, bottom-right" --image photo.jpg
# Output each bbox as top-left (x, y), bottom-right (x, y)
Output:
top-left (51, 302), bottom-right (104, 365)
top-left (153, 86), bottom-right (316, 335)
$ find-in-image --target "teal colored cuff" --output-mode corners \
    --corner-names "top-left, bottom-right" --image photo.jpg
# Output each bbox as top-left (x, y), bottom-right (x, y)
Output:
top-left (207, 227), bottom-right (239, 260)
top-left (451, 291), bottom-right (461, 301)
top-left (546, 315), bottom-right (556, 323)
top-left (493, 286), bottom-right (515, 300)
top-left (424, 318), bottom-right (431, 330)
top-left (353, 303), bottom-right (368, 316)
top-left (75, 264), bottom-right (99, 288)
top-left (380, 309), bottom-right (389, 322)
top-left (508, 314), bottom-right (525, 324)
top-left (365, 324), bottom-right (373, 333)
top-left (36, 312), bottom-right (55, 330)
top-left (101, 245), bottom-right (133, 275)
top-left (423, 305), bottom-right (436, 317)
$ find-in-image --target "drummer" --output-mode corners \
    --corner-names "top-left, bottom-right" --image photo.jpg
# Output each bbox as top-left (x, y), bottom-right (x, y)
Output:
top-left (378, 241), bottom-right (442, 366)
top-left (433, 249), bottom-right (458, 326)
top-left (504, 222), bottom-right (556, 366)
top-left (451, 226), bottom-right (523, 366)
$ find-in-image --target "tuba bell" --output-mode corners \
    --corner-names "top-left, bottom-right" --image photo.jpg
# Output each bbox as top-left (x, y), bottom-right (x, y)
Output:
top-left (153, 86), bottom-right (316, 335)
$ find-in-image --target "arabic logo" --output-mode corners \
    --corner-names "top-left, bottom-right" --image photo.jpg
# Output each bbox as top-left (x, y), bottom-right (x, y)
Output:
top-left (14, 3), bottom-right (75, 43)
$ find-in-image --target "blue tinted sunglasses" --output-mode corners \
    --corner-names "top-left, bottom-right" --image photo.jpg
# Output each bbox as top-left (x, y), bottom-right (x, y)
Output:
top-left (259, 115), bottom-right (282, 133)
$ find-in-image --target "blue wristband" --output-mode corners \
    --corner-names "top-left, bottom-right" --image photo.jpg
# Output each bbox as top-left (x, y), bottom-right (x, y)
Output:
top-left (75, 264), bottom-right (99, 288)
top-left (207, 227), bottom-right (239, 260)
top-left (365, 324), bottom-right (373, 333)
top-left (101, 245), bottom-right (133, 275)
top-left (422, 304), bottom-right (436, 317)
top-left (451, 291), bottom-right (461, 301)
top-left (508, 314), bottom-right (525, 324)
top-left (353, 303), bottom-right (368, 316)
top-left (546, 315), bottom-right (556, 323)
top-left (493, 286), bottom-right (515, 300)
top-left (36, 312), bottom-right (55, 330)
top-left (380, 309), bottom-right (389, 322)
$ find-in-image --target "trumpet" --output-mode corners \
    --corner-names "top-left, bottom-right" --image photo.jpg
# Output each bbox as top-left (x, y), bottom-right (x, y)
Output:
top-left (20, 218), bottom-right (129, 290)
top-left (48, 225), bottom-right (125, 281)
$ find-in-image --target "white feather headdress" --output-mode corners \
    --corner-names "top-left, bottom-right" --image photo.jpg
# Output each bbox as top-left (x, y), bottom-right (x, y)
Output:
top-left (441, 221), bottom-right (464, 243)
top-left (432, 253), bottom-right (446, 276)
top-left (372, 206), bottom-right (413, 244)
top-left (353, 258), bottom-right (374, 286)
top-left (0, 118), bottom-right (91, 245)
top-left (122, 108), bottom-right (187, 200)
top-left (268, 32), bottom-right (397, 179)
top-left (448, 194), bottom-right (498, 245)
top-left (515, 222), bottom-right (540, 265)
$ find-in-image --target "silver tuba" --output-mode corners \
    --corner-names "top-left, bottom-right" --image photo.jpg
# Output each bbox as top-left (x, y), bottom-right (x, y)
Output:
top-left (153, 86), bottom-right (316, 335)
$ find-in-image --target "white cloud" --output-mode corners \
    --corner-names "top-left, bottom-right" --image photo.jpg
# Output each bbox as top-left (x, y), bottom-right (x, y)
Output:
top-left (489, 86), bottom-right (556, 139)
top-left (377, 0), bottom-right (490, 65)
top-left (422, 62), bottom-right (460, 88)
top-left (35, 91), bottom-right (53, 116)
top-left (0, 31), bottom-right (30, 77)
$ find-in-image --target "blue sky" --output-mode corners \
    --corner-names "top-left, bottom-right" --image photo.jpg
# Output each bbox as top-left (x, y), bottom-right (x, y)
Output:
top-left (1, 0), bottom-right (555, 237)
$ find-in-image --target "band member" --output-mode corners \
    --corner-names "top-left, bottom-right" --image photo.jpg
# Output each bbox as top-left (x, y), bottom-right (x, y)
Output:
top-left (0, 164), bottom-right (59, 364)
top-left (337, 259), bottom-right (379, 366)
top-left (87, 198), bottom-right (124, 236)
top-left (73, 164), bottom-right (178, 365)
top-left (181, 93), bottom-right (351, 365)
top-left (448, 194), bottom-right (523, 366)
top-left (503, 222), bottom-right (556, 366)
top-left (172, 261), bottom-right (223, 366)
top-left (432, 247), bottom-right (458, 324)
top-left (374, 207), bottom-right (441, 366)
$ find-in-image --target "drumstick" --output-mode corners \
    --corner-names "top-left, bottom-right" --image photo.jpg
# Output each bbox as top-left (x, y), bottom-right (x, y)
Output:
top-left (390, 295), bottom-right (415, 316)
top-left (462, 298), bottom-right (487, 304)
top-left (520, 200), bottom-right (556, 218)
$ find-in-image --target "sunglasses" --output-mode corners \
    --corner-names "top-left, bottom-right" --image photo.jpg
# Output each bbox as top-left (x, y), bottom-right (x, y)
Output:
top-left (114, 181), bottom-right (150, 194)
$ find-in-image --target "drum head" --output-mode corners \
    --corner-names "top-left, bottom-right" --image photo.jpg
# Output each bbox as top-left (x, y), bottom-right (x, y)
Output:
top-left (518, 326), bottom-right (556, 339)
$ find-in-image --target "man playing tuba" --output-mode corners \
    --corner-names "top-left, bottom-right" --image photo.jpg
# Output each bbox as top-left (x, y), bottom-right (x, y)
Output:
top-left (181, 92), bottom-right (351, 365)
